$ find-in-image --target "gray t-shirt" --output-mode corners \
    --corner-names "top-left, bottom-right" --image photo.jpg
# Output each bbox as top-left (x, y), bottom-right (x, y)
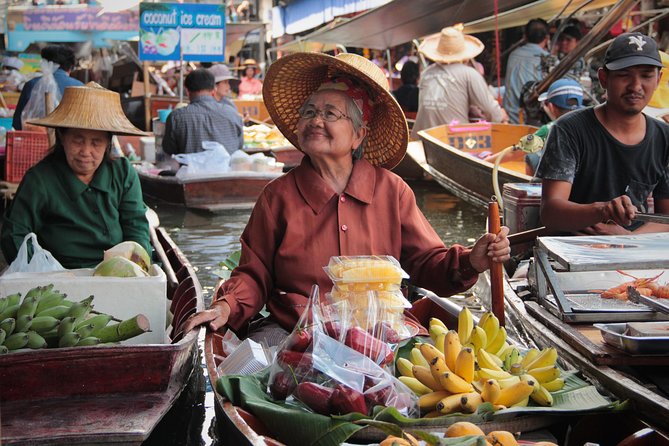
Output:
top-left (536, 107), bottom-right (669, 212)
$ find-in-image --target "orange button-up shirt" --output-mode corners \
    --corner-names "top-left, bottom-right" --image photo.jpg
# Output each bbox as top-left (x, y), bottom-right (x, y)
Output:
top-left (219, 157), bottom-right (479, 332)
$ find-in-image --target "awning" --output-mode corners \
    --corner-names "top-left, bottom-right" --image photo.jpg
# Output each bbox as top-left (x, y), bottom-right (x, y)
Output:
top-left (269, 18), bottom-right (347, 56)
top-left (463, 0), bottom-right (618, 34)
top-left (301, 0), bottom-right (619, 50)
top-left (226, 22), bottom-right (267, 46)
top-left (272, 0), bottom-right (390, 37)
top-left (300, 0), bottom-right (533, 50)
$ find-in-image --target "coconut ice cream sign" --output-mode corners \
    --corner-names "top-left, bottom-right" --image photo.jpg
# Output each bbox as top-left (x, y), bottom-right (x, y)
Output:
top-left (139, 3), bottom-right (225, 62)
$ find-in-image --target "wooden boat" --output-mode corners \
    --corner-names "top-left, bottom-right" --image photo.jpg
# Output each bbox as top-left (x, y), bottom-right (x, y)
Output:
top-left (0, 226), bottom-right (204, 445)
top-left (497, 235), bottom-right (669, 436)
top-left (503, 281), bottom-right (669, 437)
top-left (415, 122), bottom-right (536, 210)
top-left (137, 168), bottom-right (282, 211)
top-left (204, 279), bottom-right (669, 445)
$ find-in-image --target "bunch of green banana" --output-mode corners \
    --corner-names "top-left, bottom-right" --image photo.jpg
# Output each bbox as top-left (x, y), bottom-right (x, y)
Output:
top-left (0, 285), bottom-right (148, 354)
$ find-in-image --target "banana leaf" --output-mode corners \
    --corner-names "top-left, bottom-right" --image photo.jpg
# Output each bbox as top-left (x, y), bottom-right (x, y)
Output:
top-left (213, 250), bottom-right (242, 280)
top-left (217, 370), bottom-right (623, 446)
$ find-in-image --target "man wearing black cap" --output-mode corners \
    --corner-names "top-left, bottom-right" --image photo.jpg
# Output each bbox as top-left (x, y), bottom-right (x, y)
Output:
top-left (537, 32), bottom-right (669, 235)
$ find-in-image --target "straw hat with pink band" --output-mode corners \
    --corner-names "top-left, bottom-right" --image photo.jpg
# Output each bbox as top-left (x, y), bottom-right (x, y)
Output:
top-left (419, 24), bottom-right (484, 64)
top-left (262, 52), bottom-right (408, 170)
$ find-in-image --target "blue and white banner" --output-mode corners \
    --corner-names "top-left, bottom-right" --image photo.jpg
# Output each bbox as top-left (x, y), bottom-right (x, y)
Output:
top-left (139, 3), bottom-right (225, 62)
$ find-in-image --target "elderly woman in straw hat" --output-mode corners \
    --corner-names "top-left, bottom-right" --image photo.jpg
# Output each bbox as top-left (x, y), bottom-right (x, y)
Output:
top-left (184, 52), bottom-right (510, 341)
top-left (411, 25), bottom-right (508, 139)
top-left (1, 82), bottom-right (151, 269)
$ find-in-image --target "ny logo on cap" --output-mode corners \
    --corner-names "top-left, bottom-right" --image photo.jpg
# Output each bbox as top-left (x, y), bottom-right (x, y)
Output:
top-left (628, 35), bottom-right (647, 51)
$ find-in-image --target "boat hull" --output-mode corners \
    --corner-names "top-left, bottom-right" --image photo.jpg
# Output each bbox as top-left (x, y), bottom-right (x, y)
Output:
top-left (205, 277), bottom-right (669, 443)
top-left (485, 273), bottom-right (669, 435)
top-left (0, 227), bottom-right (204, 445)
top-left (419, 123), bottom-right (535, 209)
top-left (138, 170), bottom-right (281, 211)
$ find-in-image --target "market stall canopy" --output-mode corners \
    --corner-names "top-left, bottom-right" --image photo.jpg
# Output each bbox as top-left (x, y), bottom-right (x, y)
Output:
top-left (299, 0), bottom-right (530, 50)
top-left (301, 0), bottom-right (619, 50)
top-left (227, 22), bottom-right (268, 46)
top-left (463, 0), bottom-right (618, 34)
top-left (268, 18), bottom-right (345, 58)
top-left (226, 22), bottom-right (268, 60)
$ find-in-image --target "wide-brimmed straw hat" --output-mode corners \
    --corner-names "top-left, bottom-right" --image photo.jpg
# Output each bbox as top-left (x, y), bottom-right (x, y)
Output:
top-left (262, 52), bottom-right (408, 170)
top-left (419, 25), bottom-right (484, 64)
top-left (27, 82), bottom-right (149, 136)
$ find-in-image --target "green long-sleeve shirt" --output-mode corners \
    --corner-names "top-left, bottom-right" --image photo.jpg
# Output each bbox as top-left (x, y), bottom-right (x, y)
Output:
top-left (1, 151), bottom-right (151, 269)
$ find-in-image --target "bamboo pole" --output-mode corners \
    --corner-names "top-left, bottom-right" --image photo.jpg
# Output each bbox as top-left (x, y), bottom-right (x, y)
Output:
top-left (488, 199), bottom-right (504, 326)
top-left (45, 91), bottom-right (55, 147)
top-left (0, 90), bottom-right (8, 110)
top-left (143, 61), bottom-right (151, 132)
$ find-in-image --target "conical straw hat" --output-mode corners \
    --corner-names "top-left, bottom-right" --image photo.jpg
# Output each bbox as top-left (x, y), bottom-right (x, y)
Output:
top-left (419, 25), bottom-right (484, 64)
top-left (27, 82), bottom-right (149, 136)
top-left (262, 52), bottom-right (408, 170)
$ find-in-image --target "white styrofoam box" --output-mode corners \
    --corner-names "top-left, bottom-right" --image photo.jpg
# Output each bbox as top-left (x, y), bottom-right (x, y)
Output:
top-left (217, 338), bottom-right (269, 375)
top-left (0, 264), bottom-right (167, 345)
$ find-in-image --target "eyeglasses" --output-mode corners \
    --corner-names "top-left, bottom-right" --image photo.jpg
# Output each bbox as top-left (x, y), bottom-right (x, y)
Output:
top-left (298, 106), bottom-right (351, 122)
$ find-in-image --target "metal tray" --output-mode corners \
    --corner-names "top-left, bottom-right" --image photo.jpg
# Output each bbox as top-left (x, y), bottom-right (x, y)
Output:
top-left (594, 322), bottom-right (669, 355)
top-left (537, 233), bottom-right (669, 272)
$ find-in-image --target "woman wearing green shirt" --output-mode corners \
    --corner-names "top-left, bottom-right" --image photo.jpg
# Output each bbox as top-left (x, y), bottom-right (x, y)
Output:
top-left (1, 82), bottom-right (151, 269)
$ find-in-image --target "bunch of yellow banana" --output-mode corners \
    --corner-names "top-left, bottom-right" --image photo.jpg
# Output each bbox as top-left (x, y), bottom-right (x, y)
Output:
top-left (397, 336), bottom-right (482, 415)
top-left (475, 347), bottom-right (563, 406)
top-left (457, 308), bottom-right (510, 356)
top-left (398, 314), bottom-right (565, 412)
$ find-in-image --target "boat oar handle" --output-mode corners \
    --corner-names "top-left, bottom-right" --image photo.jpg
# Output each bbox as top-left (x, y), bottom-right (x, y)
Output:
top-left (488, 199), bottom-right (505, 326)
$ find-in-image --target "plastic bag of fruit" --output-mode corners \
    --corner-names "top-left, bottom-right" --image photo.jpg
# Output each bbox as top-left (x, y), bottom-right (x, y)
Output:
top-left (267, 285), bottom-right (417, 418)
top-left (324, 255), bottom-right (412, 340)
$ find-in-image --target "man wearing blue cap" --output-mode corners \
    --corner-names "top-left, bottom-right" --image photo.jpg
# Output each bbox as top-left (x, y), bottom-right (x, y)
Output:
top-left (537, 32), bottom-right (669, 235)
top-left (525, 78), bottom-right (584, 175)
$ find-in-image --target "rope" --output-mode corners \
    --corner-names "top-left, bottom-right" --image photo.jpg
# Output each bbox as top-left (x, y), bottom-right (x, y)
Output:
top-left (493, 0), bottom-right (502, 103)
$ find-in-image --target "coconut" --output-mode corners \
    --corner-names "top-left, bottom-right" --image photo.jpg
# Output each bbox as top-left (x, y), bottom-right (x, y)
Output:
top-left (103, 241), bottom-right (151, 272)
top-left (94, 256), bottom-right (149, 278)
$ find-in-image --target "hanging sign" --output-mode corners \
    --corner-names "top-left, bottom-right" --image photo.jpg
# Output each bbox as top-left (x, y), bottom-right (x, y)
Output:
top-left (139, 3), bottom-right (225, 62)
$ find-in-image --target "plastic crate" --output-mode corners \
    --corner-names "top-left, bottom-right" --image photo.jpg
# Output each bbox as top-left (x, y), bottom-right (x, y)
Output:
top-left (5, 131), bottom-right (50, 183)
